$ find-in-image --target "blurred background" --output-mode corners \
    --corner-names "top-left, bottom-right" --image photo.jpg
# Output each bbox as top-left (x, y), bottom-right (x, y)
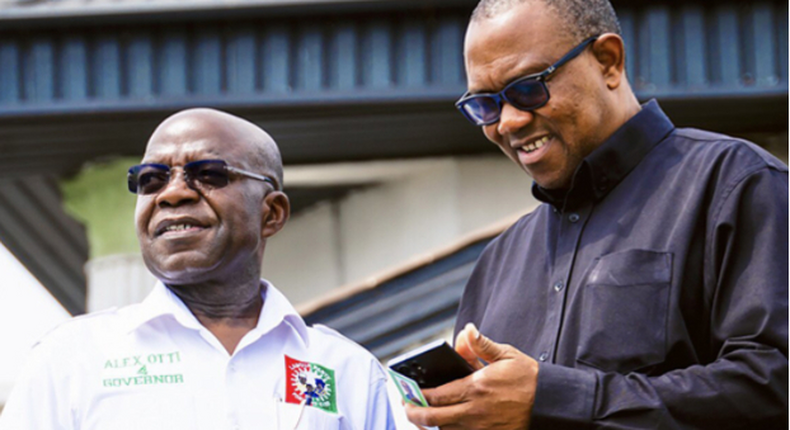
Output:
top-left (0, 0), bottom-right (787, 411)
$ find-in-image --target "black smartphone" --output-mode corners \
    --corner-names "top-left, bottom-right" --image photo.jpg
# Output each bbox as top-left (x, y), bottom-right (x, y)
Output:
top-left (387, 339), bottom-right (475, 389)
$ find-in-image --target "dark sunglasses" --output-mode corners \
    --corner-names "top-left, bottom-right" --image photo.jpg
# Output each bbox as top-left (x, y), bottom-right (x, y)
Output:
top-left (455, 36), bottom-right (599, 126)
top-left (127, 159), bottom-right (279, 195)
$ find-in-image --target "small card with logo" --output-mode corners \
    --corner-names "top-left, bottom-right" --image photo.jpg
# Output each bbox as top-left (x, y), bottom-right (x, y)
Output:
top-left (388, 368), bottom-right (428, 407)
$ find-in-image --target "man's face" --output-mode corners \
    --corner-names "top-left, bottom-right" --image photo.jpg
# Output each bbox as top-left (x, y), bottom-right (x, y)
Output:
top-left (134, 115), bottom-right (271, 284)
top-left (464, 1), bottom-right (611, 190)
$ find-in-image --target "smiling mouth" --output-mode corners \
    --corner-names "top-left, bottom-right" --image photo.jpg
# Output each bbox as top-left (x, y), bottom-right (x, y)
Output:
top-left (159, 224), bottom-right (206, 237)
top-left (164, 223), bottom-right (199, 232)
top-left (519, 135), bottom-right (550, 154)
top-left (155, 220), bottom-right (208, 237)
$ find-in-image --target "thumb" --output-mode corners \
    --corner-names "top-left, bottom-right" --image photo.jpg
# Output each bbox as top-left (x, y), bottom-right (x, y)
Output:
top-left (466, 323), bottom-right (515, 363)
top-left (455, 323), bottom-right (484, 370)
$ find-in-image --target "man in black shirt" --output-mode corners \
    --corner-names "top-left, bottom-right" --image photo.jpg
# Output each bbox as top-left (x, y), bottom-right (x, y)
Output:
top-left (405, 0), bottom-right (787, 429)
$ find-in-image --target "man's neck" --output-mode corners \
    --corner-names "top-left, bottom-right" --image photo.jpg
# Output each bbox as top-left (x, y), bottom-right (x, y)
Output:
top-left (167, 278), bottom-right (264, 355)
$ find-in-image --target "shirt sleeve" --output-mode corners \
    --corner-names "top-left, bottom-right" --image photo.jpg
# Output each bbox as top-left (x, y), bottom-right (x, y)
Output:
top-left (530, 166), bottom-right (788, 429)
top-left (362, 362), bottom-right (397, 430)
top-left (0, 340), bottom-right (74, 430)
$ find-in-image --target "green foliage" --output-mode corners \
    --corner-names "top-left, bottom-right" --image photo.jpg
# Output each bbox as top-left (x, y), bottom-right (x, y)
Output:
top-left (61, 157), bottom-right (141, 259)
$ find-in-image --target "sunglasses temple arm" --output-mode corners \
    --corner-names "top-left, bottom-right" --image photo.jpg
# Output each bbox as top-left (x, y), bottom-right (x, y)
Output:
top-left (550, 36), bottom-right (598, 72)
top-left (227, 166), bottom-right (281, 191)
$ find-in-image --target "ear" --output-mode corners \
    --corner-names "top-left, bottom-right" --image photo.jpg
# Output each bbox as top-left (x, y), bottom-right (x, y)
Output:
top-left (592, 33), bottom-right (626, 90)
top-left (261, 191), bottom-right (290, 239)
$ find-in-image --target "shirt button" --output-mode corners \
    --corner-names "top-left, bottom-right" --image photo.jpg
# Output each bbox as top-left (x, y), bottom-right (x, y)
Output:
top-left (553, 282), bottom-right (564, 292)
top-left (568, 213), bottom-right (580, 223)
top-left (229, 363), bottom-right (236, 372)
top-left (538, 352), bottom-right (549, 362)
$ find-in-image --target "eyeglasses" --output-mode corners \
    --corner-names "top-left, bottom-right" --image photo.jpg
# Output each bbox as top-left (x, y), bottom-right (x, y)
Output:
top-left (127, 159), bottom-right (279, 195)
top-left (455, 36), bottom-right (599, 126)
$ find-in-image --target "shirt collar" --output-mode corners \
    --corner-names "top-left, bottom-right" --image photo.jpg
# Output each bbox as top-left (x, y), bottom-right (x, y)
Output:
top-left (256, 280), bottom-right (309, 346)
top-left (125, 280), bottom-right (309, 346)
top-left (123, 281), bottom-right (201, 333)
top-left (532, 99), bottom-right (675, 209)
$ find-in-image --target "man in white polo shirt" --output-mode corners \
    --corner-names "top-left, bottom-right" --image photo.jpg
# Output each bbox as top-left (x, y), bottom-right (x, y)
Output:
top-left (1, 108), bottom-right (396, 430)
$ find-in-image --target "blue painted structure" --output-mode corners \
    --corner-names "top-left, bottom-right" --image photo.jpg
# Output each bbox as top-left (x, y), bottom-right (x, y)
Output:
top-left (1, 1), bottom-right (786, 110)
top-left (0, 1), bottom-right (786, 176)
top-left (0, 0), bottom-right (786, 316)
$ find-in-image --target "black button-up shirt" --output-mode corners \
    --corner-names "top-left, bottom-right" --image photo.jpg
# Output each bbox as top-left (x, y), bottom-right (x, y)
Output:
top-left (455, 101), bottom-right (788, 429)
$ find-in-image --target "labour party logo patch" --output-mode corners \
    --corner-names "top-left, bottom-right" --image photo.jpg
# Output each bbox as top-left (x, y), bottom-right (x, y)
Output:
top-left (284, 355), bottom-right (337, 414)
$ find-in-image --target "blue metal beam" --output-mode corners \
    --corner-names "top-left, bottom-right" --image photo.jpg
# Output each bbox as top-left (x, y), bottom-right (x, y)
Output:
top-left (0, 2), bottom-right (784, 118)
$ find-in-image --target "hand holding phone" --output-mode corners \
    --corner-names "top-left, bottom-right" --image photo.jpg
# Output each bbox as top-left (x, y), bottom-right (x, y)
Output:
top-left (387, 339), bottom-right (475, 389)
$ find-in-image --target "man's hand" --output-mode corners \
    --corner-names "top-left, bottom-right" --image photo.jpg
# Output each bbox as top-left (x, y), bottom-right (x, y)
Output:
top-left (405, 323), bottom-right (539, 430)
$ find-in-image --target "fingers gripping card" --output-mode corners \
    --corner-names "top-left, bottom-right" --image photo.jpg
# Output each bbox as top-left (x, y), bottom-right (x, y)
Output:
top-left (388, 369), bottom-right (428, 407)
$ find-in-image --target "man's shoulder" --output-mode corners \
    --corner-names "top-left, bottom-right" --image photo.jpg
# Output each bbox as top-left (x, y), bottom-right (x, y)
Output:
top-left (306, 323), bottom-right (379, 359)
top-left (33, 305), bottom-right (140, 350)
top-left (302, 324), bottom-right (387, 380)
top-left (668, 127), bottom-right (787, 174)
top-left (21, 308), bottom-right (129, 368)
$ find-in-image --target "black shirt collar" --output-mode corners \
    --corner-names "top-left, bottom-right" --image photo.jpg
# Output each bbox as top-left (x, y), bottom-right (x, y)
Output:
top-left (532, 100), bottom-right (675, 209)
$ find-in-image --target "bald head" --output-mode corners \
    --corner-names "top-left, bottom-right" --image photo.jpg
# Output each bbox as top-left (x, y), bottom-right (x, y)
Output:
top-left (147, 108), bottom-right (284, 189)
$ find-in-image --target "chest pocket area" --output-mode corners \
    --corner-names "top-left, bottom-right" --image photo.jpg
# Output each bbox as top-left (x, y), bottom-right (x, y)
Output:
top-left (86, 390), bottom-right (198, 430)
top-left (576, 250), bottom-right (672, 373)
top-left (276, 402), bottom-right (348, 430)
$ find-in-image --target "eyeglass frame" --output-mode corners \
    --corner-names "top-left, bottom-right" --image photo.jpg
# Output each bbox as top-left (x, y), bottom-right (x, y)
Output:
top-left (127, 159), bottom-right (281, 195)
top-left (455, 36), bottom-right (599, 126)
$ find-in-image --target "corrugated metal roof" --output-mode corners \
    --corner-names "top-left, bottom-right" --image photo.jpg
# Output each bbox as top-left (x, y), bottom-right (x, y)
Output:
top-left (0, 0), bottom-right (785, 316)
top-left (0, 0), bottom-right (396, 15)
top-left (0, 14), bottom-right (468, 111)
top-left (303, 236), bottom-right (491, 359)
top-left (0, 175), bottom-right (87, 315)
top-left (1, 2), bottom-right (785, 111)
top-left (300, 215), bottom-right (520, 359)
top-left (0, 0), bottom-right (462, 22)
top-left (0, 1), bottom-right (785, 178)
top-left (0, 4), bottom-right (474, 179)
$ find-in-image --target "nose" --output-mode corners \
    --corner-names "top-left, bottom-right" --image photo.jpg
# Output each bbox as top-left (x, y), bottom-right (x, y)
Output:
top-left (155, 168), bottom-right (200, 207)
top-left (496, 102), bottom-right (535, 136)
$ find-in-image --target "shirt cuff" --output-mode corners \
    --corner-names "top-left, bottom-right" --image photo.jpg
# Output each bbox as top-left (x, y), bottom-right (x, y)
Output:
top-left (530, 363), bottom-right (597, 430)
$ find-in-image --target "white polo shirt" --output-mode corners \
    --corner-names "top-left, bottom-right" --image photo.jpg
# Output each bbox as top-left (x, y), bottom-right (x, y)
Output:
top-left (0, 281), bottom-right (395, 430)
